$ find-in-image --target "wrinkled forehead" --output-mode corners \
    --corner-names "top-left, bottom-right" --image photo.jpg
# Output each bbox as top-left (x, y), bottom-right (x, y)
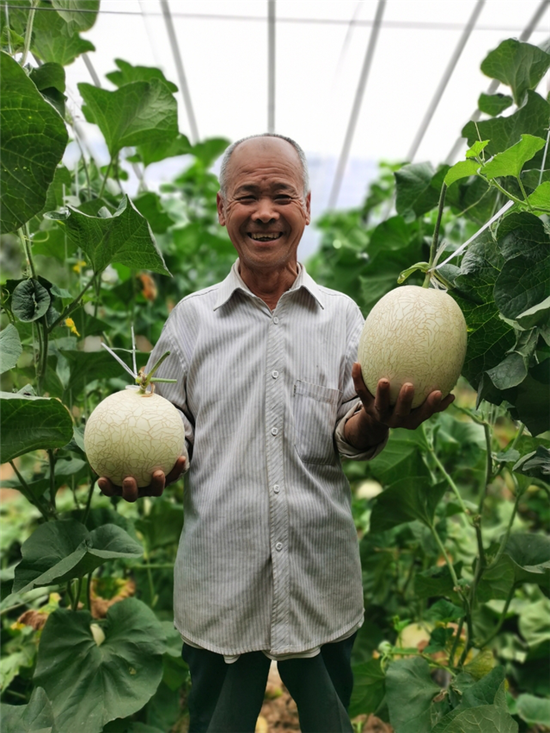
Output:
top-left (225, 138), bottom-right (304, 188)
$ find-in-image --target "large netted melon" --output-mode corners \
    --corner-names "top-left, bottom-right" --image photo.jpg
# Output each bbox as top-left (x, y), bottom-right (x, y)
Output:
top-left (358, 285), bottom-right (467, 408)
top-left (84, 386), bottom-right (186, 487)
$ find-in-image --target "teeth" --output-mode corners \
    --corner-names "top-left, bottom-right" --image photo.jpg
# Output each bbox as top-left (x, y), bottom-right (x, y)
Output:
top-left (250, 233), bottom-right (281, 241)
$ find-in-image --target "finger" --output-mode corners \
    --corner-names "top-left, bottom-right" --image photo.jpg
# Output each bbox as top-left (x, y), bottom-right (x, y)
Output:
top-left (351, 363), bottom-right (373, 403)
top-left (148, 470), bottom-right (166, 498)
top-left (373, 378), bottom-right (391, 416)
top-left (121, 477), bottom-right (139, 503)
top-left (98, 477), bottom-right (119, 497)
top-left (392, 382), bottom-right (415, 417)
top-left (165, 455), bottom-right (187, 485)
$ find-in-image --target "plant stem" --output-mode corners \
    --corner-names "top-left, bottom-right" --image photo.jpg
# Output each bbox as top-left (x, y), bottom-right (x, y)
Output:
top-left (430, 445), bottom-right (470, 517)
top-left (73, 577), bottom-right (83, 612)
top-left (86, 572), bottom-right (93, 612)
top-left (9, 460), bottom-right (50, 521)
top-left (479, 584), bottom-right (515, 648)
top-left (20, 0), bottom-right (38, 66)
top-left (99, 157), bottom-right (114, 199)
top-left (37, 318), bottom-right (49, 395)
top-left (493, 479), bottom-right (523, 565)
top-left (449, 617), bottom-right (464, 667)
top-left (423, 183), bottom-right (447, 288)
top-left (488, 179), bottom-right (523, 205)
top-left (82, 476), bottom-right (96, 526)
top-left (18, 227), bottom-right (36, 279)
top-left (429, 522), bottom-right (460, 590)
top-left (47, 449), bottom-right (56, 511)
top-left (517, 177), bottom-right (532, 210)
top-left (48, 277), bottom-right (95, 332)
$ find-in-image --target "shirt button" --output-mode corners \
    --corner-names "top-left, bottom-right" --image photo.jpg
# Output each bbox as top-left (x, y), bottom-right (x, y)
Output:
top-left (271, 370), bottom-right (279, 379)
top-left (275, 542), bottom-right (283, 551)
top-left (273, 484), bottom-right (280, 493)
top-left (273, 316), bottom-right (279, 324)
top-left (271, 427), bottom-right (279, 436)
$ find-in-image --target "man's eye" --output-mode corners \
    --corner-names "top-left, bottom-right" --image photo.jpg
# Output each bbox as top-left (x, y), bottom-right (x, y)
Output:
top-left (238, 196), bottom-right (255, 202)
top-left (275, 195), bottom-right (291, 201)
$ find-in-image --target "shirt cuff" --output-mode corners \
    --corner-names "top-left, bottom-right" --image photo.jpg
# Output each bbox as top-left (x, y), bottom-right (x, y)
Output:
top-left (335, 401), bottom-right (389, 460)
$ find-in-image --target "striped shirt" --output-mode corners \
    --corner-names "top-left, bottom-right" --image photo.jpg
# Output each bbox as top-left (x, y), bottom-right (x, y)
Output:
top-left (147, 261), bottom-right (386, 657)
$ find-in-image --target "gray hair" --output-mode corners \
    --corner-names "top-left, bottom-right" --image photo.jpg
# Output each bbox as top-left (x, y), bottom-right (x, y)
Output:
top-left (218, 133), bottom-right (310, 198)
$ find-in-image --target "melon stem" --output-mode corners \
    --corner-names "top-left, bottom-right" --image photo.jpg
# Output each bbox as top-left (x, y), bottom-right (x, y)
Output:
top-left (137, 351), bottom-right (173, 393)
top-left (423, 183), bottom-right (447, 288)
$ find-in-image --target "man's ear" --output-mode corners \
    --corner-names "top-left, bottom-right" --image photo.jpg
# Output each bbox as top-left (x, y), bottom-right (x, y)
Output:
top-left (217, 192), bottom-right (226, 226)
top-left (305, 191), bottom-right (311, 226)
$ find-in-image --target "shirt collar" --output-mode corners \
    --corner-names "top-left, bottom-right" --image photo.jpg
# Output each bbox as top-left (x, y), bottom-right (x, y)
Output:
top-left (214, 260), bottom-right (325, 310)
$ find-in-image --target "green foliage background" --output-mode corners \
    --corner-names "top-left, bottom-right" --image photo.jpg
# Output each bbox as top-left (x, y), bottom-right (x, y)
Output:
top-left (1, 4), bottom-right (549, 732)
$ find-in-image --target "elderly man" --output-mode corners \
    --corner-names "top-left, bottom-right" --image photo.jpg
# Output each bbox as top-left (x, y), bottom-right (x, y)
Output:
top-left (99, 133), bottom-right (452, 733)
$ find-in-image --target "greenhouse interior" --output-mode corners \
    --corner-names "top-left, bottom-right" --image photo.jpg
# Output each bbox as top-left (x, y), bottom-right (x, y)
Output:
top-left (1, 1), bottom-right (550, 732)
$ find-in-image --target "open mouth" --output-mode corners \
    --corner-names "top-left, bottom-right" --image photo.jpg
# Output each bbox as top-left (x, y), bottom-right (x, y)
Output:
top-left (247, 232), bottom-right (283, 242)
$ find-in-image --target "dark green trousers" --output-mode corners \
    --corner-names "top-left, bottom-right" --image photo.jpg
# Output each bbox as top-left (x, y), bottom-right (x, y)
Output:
top-left (182, 634), bottom-right (356, 733)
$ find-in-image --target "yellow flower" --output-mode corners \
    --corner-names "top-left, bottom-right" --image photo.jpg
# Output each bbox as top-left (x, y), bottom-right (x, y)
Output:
top-left (72, 260), bottom-right (87, 273)
top-left (65, 318), bottom-right (80, 336)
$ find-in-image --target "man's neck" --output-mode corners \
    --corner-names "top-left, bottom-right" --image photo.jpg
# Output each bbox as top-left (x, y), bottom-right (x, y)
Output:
top-left (238, 261), bottom-right (300, 311)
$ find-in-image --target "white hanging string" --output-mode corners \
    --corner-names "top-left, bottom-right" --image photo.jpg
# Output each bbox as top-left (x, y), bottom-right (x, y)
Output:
top-left (433, 199), bottom-right (514, 270)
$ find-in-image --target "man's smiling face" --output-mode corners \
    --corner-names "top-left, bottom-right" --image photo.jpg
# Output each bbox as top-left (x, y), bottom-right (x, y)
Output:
top-left (217, 137), bottom-right (311, 276)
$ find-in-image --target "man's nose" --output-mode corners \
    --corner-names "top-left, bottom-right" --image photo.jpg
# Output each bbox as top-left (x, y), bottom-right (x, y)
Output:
top-left (252, 197), bottom-right (278, 222)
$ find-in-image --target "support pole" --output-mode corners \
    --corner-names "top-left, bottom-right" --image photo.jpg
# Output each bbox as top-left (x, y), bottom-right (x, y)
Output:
top-left (268, 0), bottom-right (276, 133)
top-left (328, 0), bottom-right (386, 209)
top-left (445, 0), bottom-right (549, 164)
top-left (407, 0), bottom-right (485, 162)
top-left (160, 0), bottom-right (199, 144)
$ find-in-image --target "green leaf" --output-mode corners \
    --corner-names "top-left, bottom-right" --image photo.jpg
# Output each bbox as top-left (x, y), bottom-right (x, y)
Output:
top-left (132, 192), bottom-right (175, 234)
top-left (462, 90), bottom-right (550, 158)
top-left (349, 658), bottom-right (385, 718)
top-left (524, 181), bottom-right (550, 213)
top-left (34, 599), bottom-right (166, 733)
top-left (105, 58), bottom-right (178, 92)
top-left (189, 137), bottom-right (231, 168)
top-left (394, 162), bottom-right (442, 221)
top-left (0, 51), bottom-right (68, 234)
top-left (370, 478), bottom-right (447, 531)
top-left (515, 693), bottom-right (550, 726)
top-left (13, 520), bottom-right (143, 593)
top-left (0, 323), bottom-right (23, 373)
top-left (0, 686), bottom-right (56, 733)
top-left (437, 703), bottom-right (518, 732)
top-left (424, 599), bottom-right (464, 623)
top-left (135, 132), bottom-right (191, 167)
top-left (31, 2), bottom-right (95, 65)
top-left (11, 278), bottom-right (51, 322)
top-left (29, 62), bottom-right (66, 94)
top-left (507, 360), bottom-right (550, 436)
top-left (505, 532), bottom-right (550, 593)
top-left (78, 79), bottom-right (178, 158)
top-left (482, 135), bottom-right (546, 181)
top-left (466, 140), bottom-right (490, 159)
top-left (477, 93), bottom-right (513, 116)
top-left (60, 196), bottom-right (171, 276)
top-left (513, 447), bottom-right (550, 482)
top-left (0, 391), bottom-right (73, 463)
top-left (367, 428), bottom-right (429, 486)
top-left (486, 352), bottom-right (527, 390)
top-left (415, 563), bottom-right (462, 601)
top-left (480, 39), bottom-right (550, 105)
top-left (476, 553), bottom-right (515, 602)
top-left (444, 160), bottom-right (480, 188)
top-left (51, 0), bottom-right (100, 32)
top-left (515, 294), bottom-right (550, 329)
top-left (518, 598), bottom-right (550, 647)
top-left (386, 657), bottom-right (441, 733)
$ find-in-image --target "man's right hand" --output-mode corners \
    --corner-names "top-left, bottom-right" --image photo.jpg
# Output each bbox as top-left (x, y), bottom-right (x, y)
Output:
top-left (97, 455), bottom-right (187, 503)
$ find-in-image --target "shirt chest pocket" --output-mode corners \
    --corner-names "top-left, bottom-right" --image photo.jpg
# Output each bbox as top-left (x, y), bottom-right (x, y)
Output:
top-left (293, 380), bottom-right (342, 465)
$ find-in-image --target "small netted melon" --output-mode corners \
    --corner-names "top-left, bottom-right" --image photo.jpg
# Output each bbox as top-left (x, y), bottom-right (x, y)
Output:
top-left (84, 386), bottom-right (185, 487)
